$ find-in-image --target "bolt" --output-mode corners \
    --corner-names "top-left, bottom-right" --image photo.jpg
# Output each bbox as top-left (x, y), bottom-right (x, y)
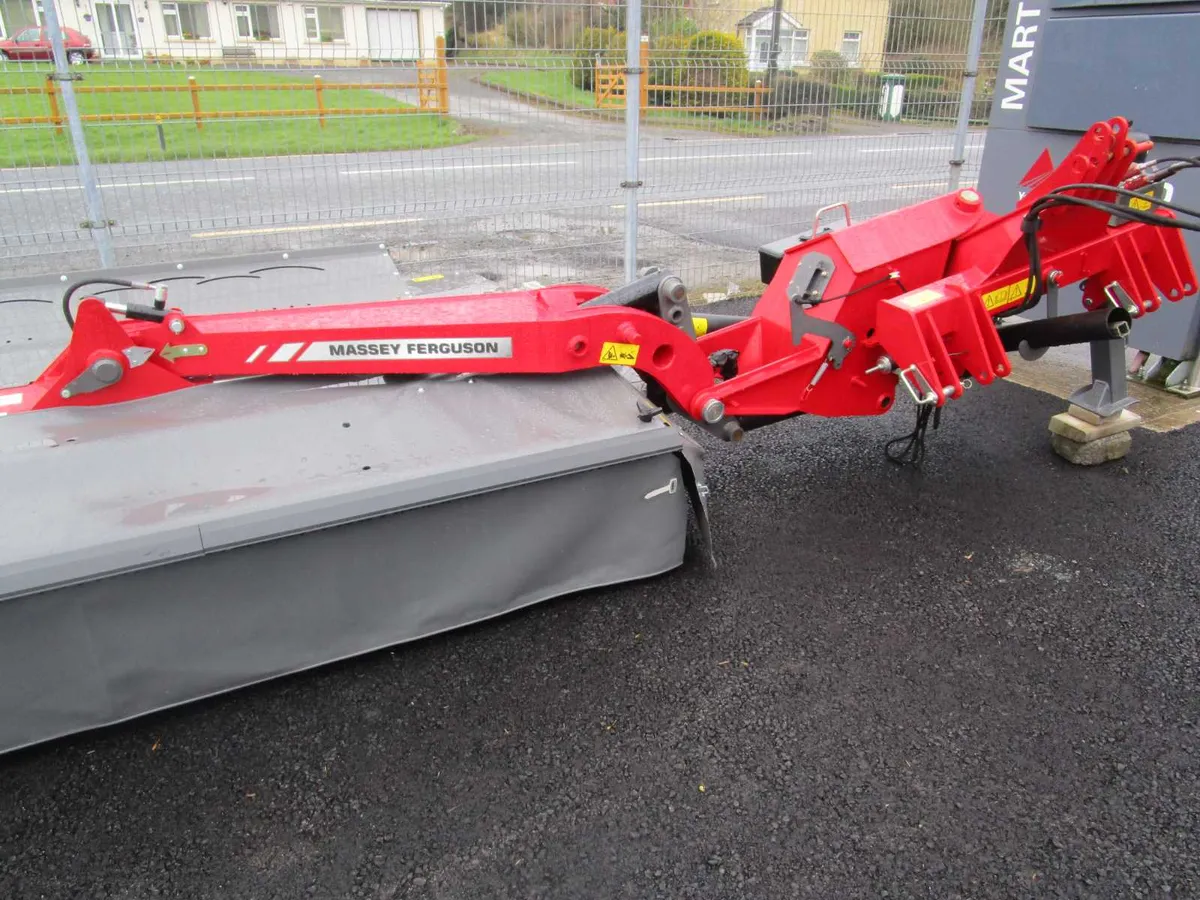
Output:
top-left (90, 357), bottom-right (123, 386)
top-left (60, 389), bottom-right (71, 399)
top-left (702, 398), bottom-right (725, 424)
top-left (842, 338), bottom-right (853, 349)
top-left (168, 318), bottom-right (185, 335)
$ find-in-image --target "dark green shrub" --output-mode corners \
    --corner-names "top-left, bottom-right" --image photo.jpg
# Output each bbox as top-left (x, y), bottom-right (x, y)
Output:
top-left (684, 30), bottom-right (750, 113)
top-left (571, 26), bottom-right (625, 91)
top-left (901, 85), bottom-right (958, 121)
top-left (763, 74), bottom-right (832, 121)
top-left (809, 49), bottom-right (847, 83)
top-left (832, 71), bottom-right (885, 118)
top-left (649, 34), bottom-right (689, 106)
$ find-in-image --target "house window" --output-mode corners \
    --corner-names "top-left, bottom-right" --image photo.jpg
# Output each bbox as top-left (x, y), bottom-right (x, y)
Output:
top-left (0, 0), bottom-right (39, 37)
top-left (841, 31), bottom-right (862, 65)
top-left (303, 5), bottom-right (344, 41)
top-left (744, 21), bottom-right (810, 70)
top-left (235, 3), bottom-right (280, 40)
top-left (162, 2), bottom-right (211, 39)
top-left (786, 28), bottom-right (809, 66)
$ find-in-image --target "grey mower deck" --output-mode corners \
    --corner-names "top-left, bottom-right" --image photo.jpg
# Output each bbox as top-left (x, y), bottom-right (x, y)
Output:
top-left (0, 245), bottom-right (707, 756)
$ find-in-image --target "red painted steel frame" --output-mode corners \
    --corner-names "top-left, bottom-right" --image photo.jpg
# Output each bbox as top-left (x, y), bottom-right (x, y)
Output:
top-left (2, 118), bottom-right (1196, 429)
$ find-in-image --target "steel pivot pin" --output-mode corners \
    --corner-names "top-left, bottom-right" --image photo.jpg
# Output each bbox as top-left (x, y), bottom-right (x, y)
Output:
top-left (702, 399), bottom-right (725, 424)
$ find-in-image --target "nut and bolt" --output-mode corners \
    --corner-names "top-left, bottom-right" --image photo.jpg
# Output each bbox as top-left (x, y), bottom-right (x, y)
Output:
top-left (168, 318), bottom-right (186, 335)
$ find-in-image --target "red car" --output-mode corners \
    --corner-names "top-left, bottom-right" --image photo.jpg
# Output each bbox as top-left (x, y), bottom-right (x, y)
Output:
top-left (0, 26), bottom-right (98, 64)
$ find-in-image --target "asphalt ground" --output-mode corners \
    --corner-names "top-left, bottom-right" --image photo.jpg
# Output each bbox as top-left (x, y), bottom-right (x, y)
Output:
top-left (2, 298), bottom-right (1199, 898)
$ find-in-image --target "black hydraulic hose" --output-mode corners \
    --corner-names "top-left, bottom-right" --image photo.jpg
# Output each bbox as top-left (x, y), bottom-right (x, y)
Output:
top-left (995, 307), bottom-right (1132, 353)
top-left (61, 278), bottom-right (141, 329)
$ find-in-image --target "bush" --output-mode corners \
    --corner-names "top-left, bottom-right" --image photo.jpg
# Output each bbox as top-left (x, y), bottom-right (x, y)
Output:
top-left (809, 49), bottom-right (847, 83)
top-left (901, 85), bottom-right (959, 121)
top-left (831, 71), bottom-right (884, 118)
top-left (571, 26), bottom-right (625, 91)
top-left (903, 72), bottom-right (947, 92)
top-left (684, 30), bottom-right (750, 113)
top-left (647, 13), bottom-right (699, 41)
top-left (649, 34), bottom-right (690, 106)
top-left (503, 8), bottom-right (578, 49)
top-left (763, 74), bottom-right (832, 121)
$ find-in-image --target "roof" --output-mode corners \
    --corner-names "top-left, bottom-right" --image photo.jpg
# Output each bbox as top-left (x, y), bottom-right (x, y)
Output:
top-left (735, 7), bottom-right (804, 29)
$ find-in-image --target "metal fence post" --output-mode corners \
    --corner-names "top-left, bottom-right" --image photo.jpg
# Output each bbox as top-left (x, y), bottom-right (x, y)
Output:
top-left (41, 0), bottom-right (115, 268)
top-left (949, 0), bottom-right (989, 191)
top-left (622, 0), bottom-right (643, 284)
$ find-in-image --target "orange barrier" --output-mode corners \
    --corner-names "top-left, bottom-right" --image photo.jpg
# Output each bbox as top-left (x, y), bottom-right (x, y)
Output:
top-left (1, 38), bottom-right (450, 134)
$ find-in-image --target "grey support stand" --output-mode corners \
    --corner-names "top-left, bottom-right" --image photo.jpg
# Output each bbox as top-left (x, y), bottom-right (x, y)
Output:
top-left (1049, 323), bottom-right (1142, 466)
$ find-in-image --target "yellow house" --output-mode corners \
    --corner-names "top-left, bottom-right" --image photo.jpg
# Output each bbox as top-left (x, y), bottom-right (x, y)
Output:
top-left (693, 0), bottom-right (891, 71)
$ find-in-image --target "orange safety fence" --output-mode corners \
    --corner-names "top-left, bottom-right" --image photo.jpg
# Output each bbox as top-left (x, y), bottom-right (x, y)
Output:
top-left (594, 40), bottom-right (768, 116)
top-left (1, 39), bottom-right (450, 134)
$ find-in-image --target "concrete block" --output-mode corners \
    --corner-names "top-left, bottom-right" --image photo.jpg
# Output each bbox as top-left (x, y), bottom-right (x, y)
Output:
top-left (1067, 404), bottom-right (1108, 426)
top-left (1049, 409), bottom-right (1141, 443)
top-left (1051, 430), bottom-right (1133, 465)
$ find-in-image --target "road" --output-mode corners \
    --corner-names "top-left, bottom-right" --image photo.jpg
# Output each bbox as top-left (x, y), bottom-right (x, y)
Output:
top-left (0, 86), bottom-right (985, 289)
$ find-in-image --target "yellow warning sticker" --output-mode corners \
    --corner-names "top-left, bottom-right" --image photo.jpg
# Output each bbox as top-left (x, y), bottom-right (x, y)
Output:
top-left (897, 288), bottom-right (943, 310)
top-left (1127, 196), bottom-right (1153, 212)
top-left (981, 278), bottom-right (1031, 312)
top-left (600, 341), bottom-right (640, 365)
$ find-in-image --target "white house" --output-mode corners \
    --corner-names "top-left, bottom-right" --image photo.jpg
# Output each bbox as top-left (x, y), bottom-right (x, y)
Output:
top-left (0, 0), bottom-right (448, 63)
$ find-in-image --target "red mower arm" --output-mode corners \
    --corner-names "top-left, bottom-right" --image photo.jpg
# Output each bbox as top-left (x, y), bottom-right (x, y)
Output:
top-left (4, 117), bottom-right (1197, 442)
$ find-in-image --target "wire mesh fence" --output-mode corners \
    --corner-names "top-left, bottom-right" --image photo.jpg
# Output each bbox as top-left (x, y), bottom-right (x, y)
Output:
top-left (0, 0), bottom-right (1008, 295)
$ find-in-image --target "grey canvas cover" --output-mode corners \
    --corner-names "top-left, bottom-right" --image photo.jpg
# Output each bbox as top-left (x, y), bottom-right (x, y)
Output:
top-left (0, 245), bottom-right (708, 755)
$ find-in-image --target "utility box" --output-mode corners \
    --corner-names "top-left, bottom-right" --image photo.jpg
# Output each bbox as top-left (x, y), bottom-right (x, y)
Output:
top-left (879, 74), bottom-right (905, 122)
top-left (976, 0), bottom-right (1200, 363)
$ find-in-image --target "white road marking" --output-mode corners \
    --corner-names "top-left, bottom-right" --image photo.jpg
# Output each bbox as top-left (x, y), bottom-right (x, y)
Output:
top-left (340, 161), bottom-right (579, 176)
top-left (890, 180), bottom-right (978, 190)
top-left (190, 217), bottom-right (421, 238)
top-left (0, 176), bottom-right (256, 195)
top-left (611, 194), bottom-right (765, 210)
top-left (641, 151), bottom-right (812, 162)
top-left (860, 146), bottom-right (954, 154)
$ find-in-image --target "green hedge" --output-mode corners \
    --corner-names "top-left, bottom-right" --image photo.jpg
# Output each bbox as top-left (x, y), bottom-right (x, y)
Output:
top-left (763, 74), bottom-right (833, 121)
top-left (832, 72), bottom-right (884, 118)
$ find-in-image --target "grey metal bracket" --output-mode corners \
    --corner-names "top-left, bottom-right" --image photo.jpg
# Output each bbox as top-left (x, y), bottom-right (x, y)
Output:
top-left (1129, 354), bottom-right (1200, 399)
top-left (656, 274), bottom-right (697, 340)
top-left (60, 357), bottom-right (124, 400)
top-left (1017, 274), bottom-right (1060, 361)
top-left (1069, 336), bottom-right (1137, 417)
top-left (787, 251), bottom-right (855, 367)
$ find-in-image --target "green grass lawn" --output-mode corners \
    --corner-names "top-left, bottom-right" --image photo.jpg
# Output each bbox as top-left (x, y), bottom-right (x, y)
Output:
top-left (0, 64), bottom-right (473, 167)
top-left (476, 62), bottom-right (801, 137)
top-left (478, 64), bottom-right (596, 109)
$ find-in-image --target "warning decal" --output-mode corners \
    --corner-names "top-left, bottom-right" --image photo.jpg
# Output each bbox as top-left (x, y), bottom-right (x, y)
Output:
top-left (599, 342), bottom-right (640, 365)
top-left (981, 278), bottom-right (1031, 312)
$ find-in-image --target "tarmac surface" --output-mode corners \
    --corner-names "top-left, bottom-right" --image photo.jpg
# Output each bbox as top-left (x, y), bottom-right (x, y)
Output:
top-left (2, 299), bottom-right (1199, 898)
